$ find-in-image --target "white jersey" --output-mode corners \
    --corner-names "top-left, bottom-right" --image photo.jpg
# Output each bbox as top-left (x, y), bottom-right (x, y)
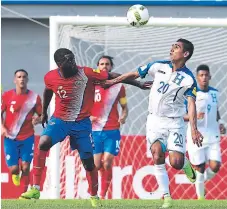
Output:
top-left (138, 60), bottom-right (197, 123)
top-left (187, 86), bottom-right (220, 144)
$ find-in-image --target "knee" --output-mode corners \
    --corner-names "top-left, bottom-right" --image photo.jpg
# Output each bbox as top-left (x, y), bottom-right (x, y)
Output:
top-left (103, 160), bottom-right (112, 170)
top-left (82, 157), bottom-right (95, 172)
top-left (21, 163), bottom-right (30, 175)
top-left (194, 164), bottom-right (206, 173)
top-left (210, 162), bottom-right (221, 173)
top-left (39, 136), bottom-right (52, 151)
top-left (169, 154), bottom-right (184, 170)
top-left (95, 162), bottom-right (102, 170)
top-left (9, 166), bottom-right (19, 175)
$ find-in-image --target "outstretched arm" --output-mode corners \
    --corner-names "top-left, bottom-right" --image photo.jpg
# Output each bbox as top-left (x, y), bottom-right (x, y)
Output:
top-left (41, 88), bottom-right (53, 127)
top-left (108, 72), bottom-right (152, 89)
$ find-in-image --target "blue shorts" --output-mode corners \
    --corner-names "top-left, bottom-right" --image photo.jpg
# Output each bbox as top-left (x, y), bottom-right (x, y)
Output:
top-left (42, 116), bottom-right (94, 159)
top-left (92, 129), bottom-right (121, 156)
top-left (4, 135), bottom-right (34, 167)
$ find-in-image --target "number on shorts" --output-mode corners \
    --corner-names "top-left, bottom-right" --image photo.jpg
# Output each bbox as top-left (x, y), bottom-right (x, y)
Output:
top-left (173, 132), bottom-right (183, 145)
top-left (116, 140), bottom-right (120, 151)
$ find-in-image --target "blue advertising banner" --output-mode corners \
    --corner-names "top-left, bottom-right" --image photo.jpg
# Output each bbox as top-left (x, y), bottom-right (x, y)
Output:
top-left (2, 0), bottom-right (227, 6)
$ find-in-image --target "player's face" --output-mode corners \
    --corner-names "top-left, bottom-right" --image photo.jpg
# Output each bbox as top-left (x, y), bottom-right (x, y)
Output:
top-left (170, 42), bottom-right (188, 63)
top-left (14, 72), bottom-right (28, 89)
top-left (98, 58), bottom-right (112, 72)
top-left (197, 70), bottom-right (210, 87)
top-left (60, 53), bottom-right (78, 78)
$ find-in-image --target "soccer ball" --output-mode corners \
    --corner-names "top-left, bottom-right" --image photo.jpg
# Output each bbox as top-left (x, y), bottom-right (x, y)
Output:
top-left (127, 4), bottom-right (150, 27)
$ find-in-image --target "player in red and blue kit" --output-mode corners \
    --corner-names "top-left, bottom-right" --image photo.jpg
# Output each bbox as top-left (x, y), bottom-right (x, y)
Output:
top-left (21, 49), bottom-right (152, 206)
top-left (21, 48), bottom-right (107, 206)
top-left (91, 56), bottom-right (128, 199)
top-left (1, 69), bottom-right (42, 196)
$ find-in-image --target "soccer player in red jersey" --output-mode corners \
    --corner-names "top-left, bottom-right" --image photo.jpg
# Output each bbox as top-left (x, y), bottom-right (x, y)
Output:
top-left (1, 69), bottom-right (42, 195)
top-left (91, 56), bottom-right (128, 199)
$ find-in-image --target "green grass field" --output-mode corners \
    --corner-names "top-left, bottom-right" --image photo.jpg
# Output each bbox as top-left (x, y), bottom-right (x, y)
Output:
top-left (2, 200), bottom-right (227, 209)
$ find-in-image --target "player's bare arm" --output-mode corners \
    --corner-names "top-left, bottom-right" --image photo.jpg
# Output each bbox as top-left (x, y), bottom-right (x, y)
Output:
top-left (119, 98), bottom-right (128, 125)
top-left (184, 112), bottom-right (205, 122)
top-left (32, 95), bottom-right (43, 126)
top-left (217, 110), bottom-right (226, 134)
top-left (187, 96), bottom-right (203, 147)
top-left (108, 72), bottom-right (152, 90)
top-left (41, 88), bottom-right (53, 128)
top-left (1, 111), bottom-right (9, 137)
top-left (103, 71), bottom-right (144, 88)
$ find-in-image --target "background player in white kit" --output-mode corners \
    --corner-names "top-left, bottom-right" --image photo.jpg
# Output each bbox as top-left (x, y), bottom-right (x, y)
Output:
top-left (185, 64), bottom-right (226, 200)
top-left (103, 38), bottom-right (203, 208)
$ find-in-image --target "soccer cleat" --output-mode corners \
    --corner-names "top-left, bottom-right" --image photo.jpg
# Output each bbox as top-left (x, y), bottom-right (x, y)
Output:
top-left (90, 196), bottom-right (101, 207)
top-left (198, 197), bottom-right (205, 200)
top-left (183, 161), bottom-right (196, 183)
top-left (162, 196), bottom-right (172, 208)
top-left (12, 174), bottom-right (20, 186)
top-left (21, 186), bottom-right (40, 199)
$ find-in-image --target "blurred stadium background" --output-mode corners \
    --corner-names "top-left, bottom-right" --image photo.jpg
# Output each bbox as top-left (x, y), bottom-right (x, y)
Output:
top-left (1, 0), bottom-right (227, 202)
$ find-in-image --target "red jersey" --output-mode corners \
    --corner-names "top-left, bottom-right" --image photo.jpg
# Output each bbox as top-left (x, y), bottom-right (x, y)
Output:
top-left (44, 66), bottom-right (108, 121)
top-left (1, 89), bottom-right (42, 140)
top-left (91, 84), bottom-right (126, 131)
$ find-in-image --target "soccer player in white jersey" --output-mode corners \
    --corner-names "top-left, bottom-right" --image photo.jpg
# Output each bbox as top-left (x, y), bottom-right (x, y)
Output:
top-left (185, 64), bottom-right (226, 200)
top-left (103, 38), bottom-right (203, 208)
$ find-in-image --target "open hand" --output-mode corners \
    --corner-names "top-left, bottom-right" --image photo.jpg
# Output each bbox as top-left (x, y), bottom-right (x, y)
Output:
top-left (191, 129), bottom-right (203, 147)
top-left (139, 81), bottom-right (153, 90)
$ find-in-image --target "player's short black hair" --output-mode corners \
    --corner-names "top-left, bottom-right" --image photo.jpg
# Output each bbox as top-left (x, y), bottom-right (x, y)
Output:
top-left (177, 38), bottom-right (194, 61)
top-left (196, 64), bottom-right (210, 74)
top-left (54, 48), bottom-right (74, 64)
top-left (14, 69), bottom-right (28, 76)
top-left (97, 55), bottom-right (114, 67)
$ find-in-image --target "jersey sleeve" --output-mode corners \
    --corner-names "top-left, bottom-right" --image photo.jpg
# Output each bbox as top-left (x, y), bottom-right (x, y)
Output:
top-left (85, 67), bottom-right (108, 81)
top-left (119, 85), bottom-right (127, 105)
top-left (184, 76), bottom-right (197, 100)
top-left (1, 92), bottom-right (7, 112)
top-left (35, 95), bottom-right (42, 115)
top-left (137, 62), bottom-right (160, 79)
top-left (44, 73), bottom-right (53, 89)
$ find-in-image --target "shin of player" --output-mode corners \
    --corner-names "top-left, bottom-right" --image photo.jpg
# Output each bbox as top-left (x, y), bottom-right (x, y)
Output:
top-left (185, 65), bottom-right (226, 199)
top-left (1, 69), bottom-right (42, 195)
top-left (91, 56), bottom-right (128, 199)
top-left (104, 39), bottom-right (203, 208)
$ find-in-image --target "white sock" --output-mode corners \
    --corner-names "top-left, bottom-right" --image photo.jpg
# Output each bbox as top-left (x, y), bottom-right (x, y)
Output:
top-left (33, 185), bottom-right (40, 190)
top-left (195, 171), bottom-right (205, 199)
top-left (204, 167), bottom-right (216, 181)
top-left (154, 164), bottom-right (170, 197)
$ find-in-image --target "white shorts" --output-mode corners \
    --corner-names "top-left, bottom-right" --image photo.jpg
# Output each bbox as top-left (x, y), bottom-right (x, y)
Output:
top-left (187, 141), bottom-right (221, 165)
top-left (146, 114), bottom-right (186, 154)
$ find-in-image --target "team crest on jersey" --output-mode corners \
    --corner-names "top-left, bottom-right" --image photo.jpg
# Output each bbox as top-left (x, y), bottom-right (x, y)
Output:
top-left (93, 68), bottom-right (101, 73)
top-left (192, 87), bottom-right (197, 96)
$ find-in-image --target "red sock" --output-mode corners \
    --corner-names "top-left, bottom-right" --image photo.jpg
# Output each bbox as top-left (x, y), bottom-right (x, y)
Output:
top-left (100, 167), bottom-right (112, 199)
top-left (86, 168), bottom-right (98, 196)
top-left (21, 174), bottom-right (30, 192)
top-left (33, 149), bottom-right (47, 186)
